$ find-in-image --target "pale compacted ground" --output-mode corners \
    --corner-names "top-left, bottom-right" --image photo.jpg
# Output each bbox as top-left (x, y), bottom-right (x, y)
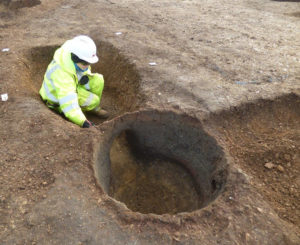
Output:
top-left (0, 0), bottom-right (300, 244)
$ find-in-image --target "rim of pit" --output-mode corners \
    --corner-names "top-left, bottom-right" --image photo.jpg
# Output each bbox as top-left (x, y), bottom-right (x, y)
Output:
top-left (93, 109), bottom-right (228, 215)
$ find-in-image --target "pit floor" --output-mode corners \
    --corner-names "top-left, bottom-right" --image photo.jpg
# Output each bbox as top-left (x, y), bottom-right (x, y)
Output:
top-left (109, 131), bottom-right (201, 215)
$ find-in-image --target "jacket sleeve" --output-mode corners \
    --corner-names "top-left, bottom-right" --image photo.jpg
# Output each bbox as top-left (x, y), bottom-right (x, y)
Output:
top-left (52, 69), bottom-right (87, 126)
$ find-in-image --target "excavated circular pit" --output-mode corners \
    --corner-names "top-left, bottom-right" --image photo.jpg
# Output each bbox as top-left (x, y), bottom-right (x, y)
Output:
top-left (94, 110), bottom-right (228, 215)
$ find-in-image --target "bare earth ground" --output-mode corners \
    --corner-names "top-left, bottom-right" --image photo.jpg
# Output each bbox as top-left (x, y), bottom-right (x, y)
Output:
top-left (0, 0), bottom-right (300, 244)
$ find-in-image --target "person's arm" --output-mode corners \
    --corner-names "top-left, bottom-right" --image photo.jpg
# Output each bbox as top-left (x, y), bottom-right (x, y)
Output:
top-left (53, 69), bottom-right (87, 127)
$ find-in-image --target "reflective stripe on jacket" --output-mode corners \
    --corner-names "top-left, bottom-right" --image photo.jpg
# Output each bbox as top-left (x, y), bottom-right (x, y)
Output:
top-left (39, 43), bottom-right (92, 126)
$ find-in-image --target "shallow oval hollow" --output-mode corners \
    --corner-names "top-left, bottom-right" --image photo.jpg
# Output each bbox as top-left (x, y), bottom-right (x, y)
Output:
top-left (23, 41), bottom-right (142, 120)
top-left (94, 110), bottom-right (228, 215)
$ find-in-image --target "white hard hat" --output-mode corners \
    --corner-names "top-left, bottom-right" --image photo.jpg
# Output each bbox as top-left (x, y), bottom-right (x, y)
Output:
top-left (65, 35), bottom-right (99, 64)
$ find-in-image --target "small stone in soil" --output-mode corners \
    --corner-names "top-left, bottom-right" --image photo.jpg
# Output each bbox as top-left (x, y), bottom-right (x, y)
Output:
top-left (284, 154), bottom-right (291, 161)
top-left (264, 162), bottom-right (275, 169)
top-left (277, 165), bottom-right (284, 172)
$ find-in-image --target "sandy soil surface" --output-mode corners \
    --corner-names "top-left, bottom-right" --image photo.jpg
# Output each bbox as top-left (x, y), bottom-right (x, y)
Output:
top-left (0, 0), bottom-right (300, 244)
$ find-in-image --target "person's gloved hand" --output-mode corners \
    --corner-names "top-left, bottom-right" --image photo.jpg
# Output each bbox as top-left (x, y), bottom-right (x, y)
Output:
top-left (82, 120), bottom-right (95, 128)
top-left (79, 75), bottom-right (89, 85)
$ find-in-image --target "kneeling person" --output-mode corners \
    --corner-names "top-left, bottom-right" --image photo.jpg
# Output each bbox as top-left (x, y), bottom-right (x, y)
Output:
top-left (39, 35), bottom-right (108, 128)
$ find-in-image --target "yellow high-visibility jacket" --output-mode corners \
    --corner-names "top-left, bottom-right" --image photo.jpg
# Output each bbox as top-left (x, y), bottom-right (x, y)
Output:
top-left (39, 44), bottom-right (103, 127)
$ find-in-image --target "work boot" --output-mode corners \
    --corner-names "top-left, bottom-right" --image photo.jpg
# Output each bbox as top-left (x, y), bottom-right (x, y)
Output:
top-left (88, 108), bottom-right (109, 119)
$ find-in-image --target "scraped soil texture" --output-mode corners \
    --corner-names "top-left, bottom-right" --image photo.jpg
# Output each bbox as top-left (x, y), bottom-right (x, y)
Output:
top-left (23, 42), bottom-right (143, 123)
top-left (208, 94), bottom-right (300, 226)
top-left (1, 0), bottom-right (300, 244)
top-left (94, 110), bottom-right (228, 215)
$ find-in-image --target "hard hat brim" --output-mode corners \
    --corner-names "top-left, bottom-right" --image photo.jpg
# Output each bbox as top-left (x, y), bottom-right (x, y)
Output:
top-left (84, 55), bottom-right (99, 64)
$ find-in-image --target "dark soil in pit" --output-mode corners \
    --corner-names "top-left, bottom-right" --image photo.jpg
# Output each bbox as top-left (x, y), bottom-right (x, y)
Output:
top-left (22, 41), bottom-right (143, 124)
top-left (1, 0), bottom-right (41, 10)
top-left (94, 110), bottom-right (228, 215)
top-left (208, 93), bottom-right (300, 226)
top-left (109, 131), bottom-right (201, 215)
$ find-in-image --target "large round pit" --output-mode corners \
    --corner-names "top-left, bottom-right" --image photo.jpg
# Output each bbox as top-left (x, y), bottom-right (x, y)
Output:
top-left (94, 110), bottom-right (228, 215)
